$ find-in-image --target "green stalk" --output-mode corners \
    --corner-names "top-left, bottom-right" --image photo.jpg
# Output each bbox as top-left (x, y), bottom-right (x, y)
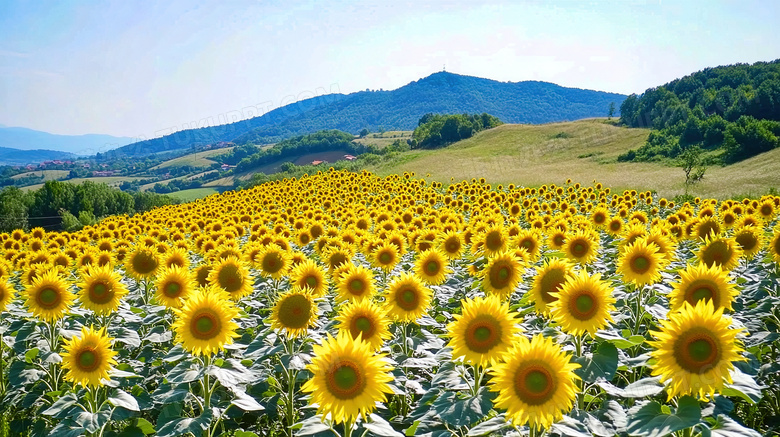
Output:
top-left (202, 355), bottom-right (212, 411)
top-left (343, 417), bottom-right (354, 437)
top-left (632, 284), bottom-right (644, 336)
top-left (573, 335), bottom-right (584, 411)
top-left (472, 364), bottom-right (484, 397)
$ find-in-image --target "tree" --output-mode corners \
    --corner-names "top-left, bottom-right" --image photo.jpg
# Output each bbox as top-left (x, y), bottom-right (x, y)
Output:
top-left (359, 128), bottom-right (369, 138)
top-left (680, 146), bottom-right (706, 194)
top-left (608, 102), bottom-right (616, 120)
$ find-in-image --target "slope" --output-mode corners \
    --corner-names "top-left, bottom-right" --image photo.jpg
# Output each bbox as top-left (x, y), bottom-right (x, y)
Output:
top-left (0, 127), bottom-right (133, 156)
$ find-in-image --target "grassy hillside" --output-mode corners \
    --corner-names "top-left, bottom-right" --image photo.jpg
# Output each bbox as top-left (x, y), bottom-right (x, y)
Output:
top-left (151, 147), bottom-right (235, 170)
top-left (369, 119), bottom-right (779, 199)
top-left (352, 131), bottom-right (412, 148)
top-left (10, 169), bottom-right (69, 180)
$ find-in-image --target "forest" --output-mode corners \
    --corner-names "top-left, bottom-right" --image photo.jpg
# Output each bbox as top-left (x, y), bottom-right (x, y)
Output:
top-left (618, 59), bottom-right (780, 163)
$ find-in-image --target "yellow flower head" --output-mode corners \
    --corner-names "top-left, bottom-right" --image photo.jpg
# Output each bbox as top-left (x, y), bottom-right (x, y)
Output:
top-left (25, 268), bottom-right (75, 322)
top-left (617, 238), bottom-right (663, 286)
top-left (155, 265), bottom-right (195, 309)
top-left (697, 234), bottom-right (742, 271)
top-left (550, 270), bottom-right (615, 336)
top-left (489, 334), bottom-right (580, 431)
top-left (125, 247), bottom-right (160, 279)
top-left (172, 286), bottom-right (240, 357)
top-left (336, 264), bottom-right (376, 303)
top-left (61, 325), bottom-right (118, 387)
top-left (529, 258), bottom-right (573, 317)
top-left (0, 280), bottom-right (15, 312)
top-left (77, 264), bottom-right (129, 315)
top-left (208, 256), bottom-right (253, 300)
top-left (337, 299), bottom-right (391, 351)
top-left (563, 230), bottom-right (599, 265)
top-left (384, 273), bottom-right (432, 323)
top-left (648, 300), bottom-right (746, 400)
top-left (301, 331), bottom-right (394, 424)
top-left (271, 287), bottom-right (318, 338)
top-left (414, 249), bottom-right (450, 285)
top-left (447, 294), bottom-right (522, 367)
top-left (669, 263), bottom-right (738, 312)
top-left (481, 251), bottom-right (524, 300)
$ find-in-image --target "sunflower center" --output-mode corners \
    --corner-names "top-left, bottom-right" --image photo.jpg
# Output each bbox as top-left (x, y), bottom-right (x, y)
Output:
top-left (446, 240), bottom-right (460, 253)
top-left (572, 241), bottom-right (587, 257)
top-left (326, 360), bottom-right (365, 399)
top-left (164, 282), bottom-right (182, 298)
top-left (349, 279), bottom-right (366, 294)
top-left (685, 280), bottom-right (719, 307)
top-left (464, 315), bottom-right (502, 354)
top-left (553, 235), bottom-right (565, 247)
top-left (76, 348), bottom-right (100, 372)
top-left (305, 276), bottom-right (318, 288)
top-left (426, 261), bottom-right (440, 274)
top-left (701, 242), bottom-right (732, 268)
top-left (514, 363), bottom-right (556, 406)
top-left (277, 294), bottom-right (312, 329)
top-left (379, 252), bottom-right (392, 264)
top-left (354, 316), bottom-right (372, 333)
top-left (89, 282), bottom-right (114, 304)
top-left (539, 269), bottom-right (565, 303)
top-left (673, 328), bottom-right (722, 374)
top-left (37, 288), bottom-right (61, 309)
top-left (631, 255), bottom-right (650, 274)
top-left (217, 264), bottom-right (243, 293)
top-left (594, 213), bottom-right (606, 224)
top-left (568, 291), bottom-right (597, 320)
top-left (190, 309), bottom-right (222, 340)
top-left (263, 253), bottom-right (283, 274)
top-left (132, 252), bottom-right (158, 275)
top-left (394, 286), bottom-right (419, 310)
top-left (489, 261), bottom-right (513, 290)
top-left (485, 232), bottom-right (503, 251)
top-left (735, 233), bottom-right (757, 251)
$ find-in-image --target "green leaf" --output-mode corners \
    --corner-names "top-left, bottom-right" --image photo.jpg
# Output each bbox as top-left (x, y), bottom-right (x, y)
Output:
top-left (721, 368), bottom-right (763, 404)
top-left (135, 418), bottom-right (156, 435)
top-left (109, 388), bottom-right (140, 412)
top-left (165, 359), bottom-right (204, 384)
top-left (110, 327), bottom-right (142, 348)
top-left (596, 330), bottom-right (644, 349)
top-left (156, 409), bottom-right (213, 437)
top-left (25, 347), bottom-right (39, 363)
top-left (550, 412), bottom-right (591, 437)
top-left (234, 432), bottom-right (260, 437)
top-left (42, 392), bottom-right (79, 418)
top-left (152, 383), bottom-right (190, 403)
top-left (574, 342), bottom-right (618, 383)
top-left (229, 388), bottom-right (265, 412)
top-left (364, 414), bottom-right (404, 437)
top-left (626, 396), bottom-right (701, 437)
top-left (466, 416), bottom-right (510, 436)
top-left (710, 415), bottom-right (762, 437)
top-left (433, 387), bottom-right (495, 427)
top-left (292, 415), bottom-right (332, 436)
top-left (75, 409), bottom-right (112, 433)
top-left (622, 376), bottom-right (665, 398)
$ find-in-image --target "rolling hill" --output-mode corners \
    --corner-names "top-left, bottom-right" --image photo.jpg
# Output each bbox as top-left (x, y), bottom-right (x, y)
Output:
top-left (110, 72), bottom-right (626, 157)
top-left (0, 126), bottom-right (134, 156)
top-left (0, 146), bottom-right (75, 166)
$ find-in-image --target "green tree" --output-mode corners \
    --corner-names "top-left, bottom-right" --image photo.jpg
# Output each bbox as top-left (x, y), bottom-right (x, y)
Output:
top-left (359, 128), bottom-right (369, 138)
top-left (0, 187), bottom-right (30, 232)
top-left (608, 102), bottom-right (616, 120)
top-left (680, 146), bottom-right (706, 194)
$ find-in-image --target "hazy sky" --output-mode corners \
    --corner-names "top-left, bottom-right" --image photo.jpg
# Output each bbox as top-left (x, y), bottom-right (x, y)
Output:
top-left (1, 0), bottom-right (778, 139)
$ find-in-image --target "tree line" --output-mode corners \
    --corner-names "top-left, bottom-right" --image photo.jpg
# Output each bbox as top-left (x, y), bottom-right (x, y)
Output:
top-left (411, 113), bottom-right (503, 149)
top-left (618, 59), bottom-right (780, 163)
top-left (0, 181), bottom-right (176, 232)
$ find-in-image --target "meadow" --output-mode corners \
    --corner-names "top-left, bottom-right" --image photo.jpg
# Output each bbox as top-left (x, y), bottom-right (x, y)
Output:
top-left (0, 169), bottom-right (778, 437)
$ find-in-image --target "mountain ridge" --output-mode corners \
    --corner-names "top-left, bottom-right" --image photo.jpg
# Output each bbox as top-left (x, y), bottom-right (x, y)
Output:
top-left (0, 126), bottom-right (135, 156)
top-left (110, 71), bottom-right (626, 157)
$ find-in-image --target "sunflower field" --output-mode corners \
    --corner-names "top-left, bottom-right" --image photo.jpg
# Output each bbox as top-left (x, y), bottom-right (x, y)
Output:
top-left (1, 169), bottom-right (780, 437)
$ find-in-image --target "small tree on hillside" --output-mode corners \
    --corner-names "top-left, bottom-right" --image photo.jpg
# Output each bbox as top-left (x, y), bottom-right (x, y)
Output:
top-left (681, 146), bottom-right (706, 194)
top-left (608, 102), bottom-right (616, 120)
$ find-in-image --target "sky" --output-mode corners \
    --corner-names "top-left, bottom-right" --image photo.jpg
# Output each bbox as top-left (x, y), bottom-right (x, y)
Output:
top-left (0, 0), bottom-right (778, 140)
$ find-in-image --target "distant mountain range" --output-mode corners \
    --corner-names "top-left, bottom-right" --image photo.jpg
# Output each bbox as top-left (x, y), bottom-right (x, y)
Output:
top-left (0, 126), bottom-right (135, 156)
top-left (0, 146), bottom-right (75, 166)
top-left (108, 72), bottom-right (626, 157)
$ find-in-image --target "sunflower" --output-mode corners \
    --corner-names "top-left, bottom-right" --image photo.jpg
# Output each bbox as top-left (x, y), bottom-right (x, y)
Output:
top-left (271, 287), bottom-right (318, 338)
top-left (563, 230), bottom-right (599, 265)
top-left (644, 230), bottom-right (677, 265)
top-left (414, 249), bottom-right (450, 285)
top-left (477, 225), bottom-right (509, 257)
top-left (384, 273), bottom-right (432, 323)
top-left (482, 251), bottom-right (523, 300)
top-left (771, 229), bottom-right (780, 264)
top-left (336, 264), bottom-right (376, 303)
top-left (370, 242), bottom-right (400, 272)
top-left (447, 295), bottom-right (522, 367)
top-left (529, 258), bottom-right (573, 316)
top-left (438, 230), bottom-right (464, 260)
top-left (301, 331), bottom-right (394, 424)
top-left (25, 269), bottom-right (75, 322)
top-left (0, 280), bottom-right (14, 312)
top-left (732, 226), bottom-right (764, 259)
top-left (155, 265), bottom-right (195, 309)
top-left (337, 299), bottom-right (391, 351)
top-left (77, 264), bottom-right (129, 315)
top-left (668, 263), bottom-right (738, 311)
top-left (550, 271), bottom-right (615, 336)
top-left (648, 300), bottom-right (746, 400)
top-left (605, 217), bottom-right (624, 236)
top-left (256, 245), bottom-right (291, 279)
top-left (590, 206), bottom-right (610, 228)
top-left (290, 259), bottom-right (329, 297)
top-left (617, 238), bottom-right (663, 286)
top-left (61, 325), bottom-right (117, 387)
top-left (163, 247), bottom-right (190, 269)
top-left (208, 256), bottom-right (253, 300)
top-left (489, 334), bottom-right (580, 431)
top-left (698, 234), bottom-right (742, 271)
top-left (514, 229), bottom-right (541, 261)
top-left (194, 264), bottom-right (212, 288)
top-left (125, 247), bottom-right (160, 279)
top-left (172, 286), bottom-right (240, 356)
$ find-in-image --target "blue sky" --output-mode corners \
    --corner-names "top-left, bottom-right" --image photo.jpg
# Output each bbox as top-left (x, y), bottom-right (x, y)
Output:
top-left (0, 0), bottom-right (778, 139)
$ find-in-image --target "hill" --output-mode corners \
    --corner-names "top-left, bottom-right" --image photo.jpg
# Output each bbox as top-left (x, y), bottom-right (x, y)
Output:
top-left (618, 59), bottom-right (780, 163)
top-left (0, 146), bottom-right (75, 165)
top-left (111, 72), bottom-right (625, 157)
top-left (366, 119), bottom-right (779, 199)
top-left (0, 126), bottom-right (134, 156)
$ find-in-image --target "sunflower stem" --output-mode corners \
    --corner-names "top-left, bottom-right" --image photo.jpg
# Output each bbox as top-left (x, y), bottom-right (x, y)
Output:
top-left (632, 284), bottom-right (644, 336)
top-left (0, 325), bottom-right (5, 397)
top-left (573, 335), bottom-right (584, 411)
top-left (202, 355), bottom-right (212, 412)
top-left (343, 417), bottom-right (354, 437)
top-left (472, 364), bottom-right (484, 397)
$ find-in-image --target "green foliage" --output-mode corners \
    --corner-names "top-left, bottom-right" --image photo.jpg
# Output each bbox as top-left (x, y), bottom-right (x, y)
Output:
top-left (0, 187), bottom-right (30, 232)
top-left (680, 146), bottom-right (707, 194)
top-left (619, 59), bottom-right (780, 162)
top-left (233, 130), bottom-right (360, 173)
top-left (412, 113), bottom-right (502, 149)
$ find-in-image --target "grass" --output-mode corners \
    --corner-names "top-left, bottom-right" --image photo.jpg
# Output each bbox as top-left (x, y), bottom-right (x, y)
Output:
top-left (151, 147), bottom-right (235, 170)
top-left (20, 176), bottom-right (144, 191)
top-left (367, 119), bottom-right (780, 199)
top-left (165, 187), bottom-right (220, 201)
top-left (10, 170), bottom-right (69, 180)
top-left (353, 131), bottom-right (412, 149)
